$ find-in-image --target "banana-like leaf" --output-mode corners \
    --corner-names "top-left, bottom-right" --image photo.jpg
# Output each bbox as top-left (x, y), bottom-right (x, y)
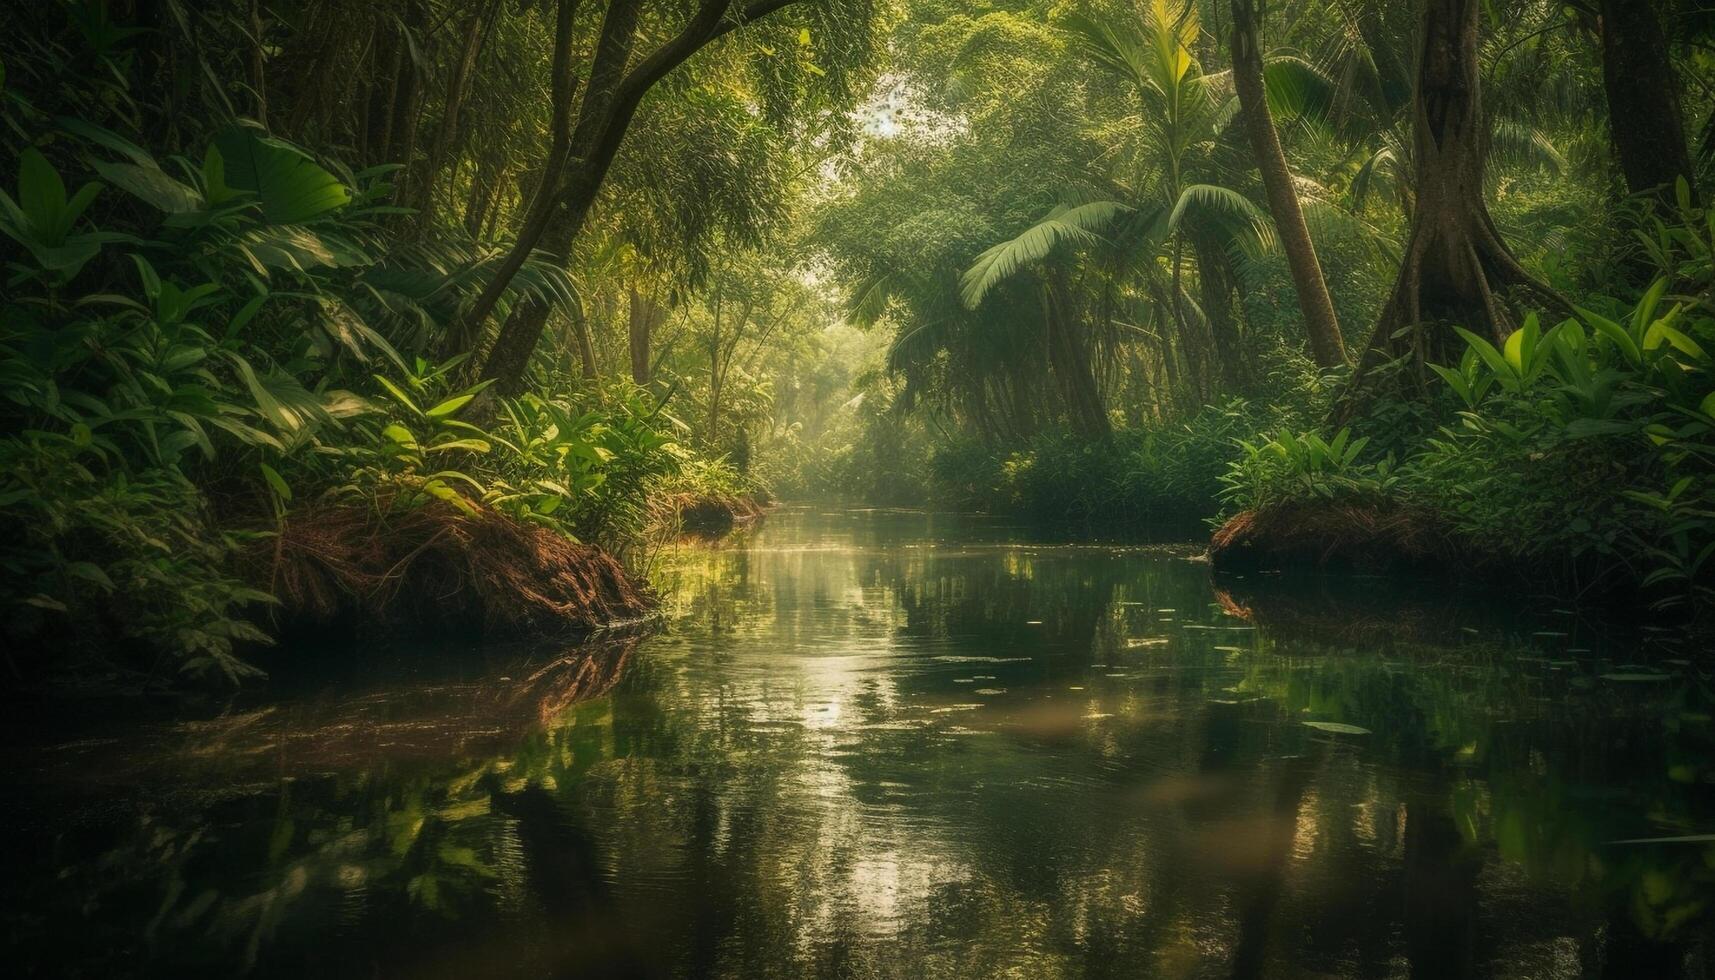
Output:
top-left (213, 126), bottom-right (350, 224)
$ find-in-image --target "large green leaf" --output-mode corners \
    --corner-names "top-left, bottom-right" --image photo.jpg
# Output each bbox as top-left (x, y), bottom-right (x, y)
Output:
top-left (1262, 56), bottom-right (1335, 122)
top-left (213, 127), bottom-right (350, 224)
top-left (94, 160), bottom-right (202, 213)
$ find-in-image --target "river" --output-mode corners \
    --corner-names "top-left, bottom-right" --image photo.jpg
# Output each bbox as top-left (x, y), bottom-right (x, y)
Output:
top-left (5, 507), bottom-right (1715, 977)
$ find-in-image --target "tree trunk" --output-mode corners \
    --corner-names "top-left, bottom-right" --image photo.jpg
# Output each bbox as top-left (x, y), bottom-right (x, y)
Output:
top-left (1170, 234), bottom-right (1210, 402)
top-left (466, 1), bottom-right (809, 393)
top-left (628, 287), bottom-right (662, 387)
top-left (1231, 0), bottom-right (1347, 368)
top-left (1598, 0), bottom-right (1698, 211)
top-left (441, 0), bottom-right (596, 364)
top-left (248, 0), bottom-right (269, 127)
top-left (386, 1), bottom-right (427, 202)
top-left (568, 302), bottom-right (598, 380)
top-left (707, 347), bottom-right (722, 445)
top-left (454, 0), bottom-right (642, 380)
top-left (1191, 229), bottom-right (1249, 391)
top-left (1146, 279), bottom-right (1186, 416)
top-left (1043, 275), bottom-right (1111, 438)
top-left (415, 0), bottom-right (498, 222)
top-left (365, 17), bottom-right (401, 163)
top-left (1350, 0), bottom-right (1563, 376)
top-left (463, 153), bottom-right (497, 238)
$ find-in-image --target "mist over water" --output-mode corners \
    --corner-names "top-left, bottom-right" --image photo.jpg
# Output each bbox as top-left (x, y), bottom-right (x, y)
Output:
top-left (6, 508), bottom-right (1714, 978)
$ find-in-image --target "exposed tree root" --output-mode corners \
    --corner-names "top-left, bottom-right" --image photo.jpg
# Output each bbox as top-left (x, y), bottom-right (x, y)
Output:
top-left (1357, 211), bottom-right (1569, 373)
top-left (1337, 0), bottom-right (1571, 421)
top-left (250, 499), bottom-right (655, 637)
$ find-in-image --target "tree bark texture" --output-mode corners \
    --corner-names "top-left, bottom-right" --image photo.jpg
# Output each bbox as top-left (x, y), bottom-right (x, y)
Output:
top-left (1352, 0), bottom-right (1561, 373)
top-left (628, 287), bottom-right (664, 386)
top-left (1598, 0), bottom-right (1698, 211)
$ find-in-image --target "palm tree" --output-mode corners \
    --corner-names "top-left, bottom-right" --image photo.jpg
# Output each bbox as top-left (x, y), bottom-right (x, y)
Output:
top-left (960, 0), bottom-right (1274, 410)
top-left (1229, 0), bottom-right (1347, 367)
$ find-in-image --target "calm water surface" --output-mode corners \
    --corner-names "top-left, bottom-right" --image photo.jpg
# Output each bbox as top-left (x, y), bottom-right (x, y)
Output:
top-left (7, 508), bottom-right (1715, 978)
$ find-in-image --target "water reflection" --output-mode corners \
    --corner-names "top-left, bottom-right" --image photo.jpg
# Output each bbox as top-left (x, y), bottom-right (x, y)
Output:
top-left (5, 508), bottom-right (1715, 978)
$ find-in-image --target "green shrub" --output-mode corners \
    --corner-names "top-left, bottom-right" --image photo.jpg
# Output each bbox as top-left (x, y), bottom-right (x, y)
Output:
top-left (1214, 251), bottom-right (1715, 605)
top-left (0, 125), bottom-right (681, 681)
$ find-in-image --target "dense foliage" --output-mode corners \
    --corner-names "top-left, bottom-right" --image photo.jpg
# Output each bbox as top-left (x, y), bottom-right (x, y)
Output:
top-left (793, 0), bottom-right (1715, 613)
top-left (6, 0), bottom-right (1715, 683)
top-left (0, 0), bottom-right (879, 683)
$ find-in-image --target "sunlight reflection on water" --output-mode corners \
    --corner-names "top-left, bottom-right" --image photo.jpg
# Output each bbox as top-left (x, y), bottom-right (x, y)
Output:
top-left (5, 506), bottom-right (1715, 978)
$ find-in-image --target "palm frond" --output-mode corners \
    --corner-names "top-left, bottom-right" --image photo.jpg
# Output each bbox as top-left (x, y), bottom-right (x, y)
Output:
top-left (1351, 142), bottom-right (1402, 211)
top-left (1167, 184), bottom-right (1271, 248)
top-left (1262, 56), bottom-right (1336, 125)
top-left (1489, 120), bottom-right (1565, 175)
top-left (960, 200), bottom-right (1129, 308)
top-left (848, 272), bottom-right (896, 326)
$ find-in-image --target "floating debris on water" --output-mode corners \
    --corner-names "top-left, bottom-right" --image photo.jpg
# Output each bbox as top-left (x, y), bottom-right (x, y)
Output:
top-left (1304, 721), bottom-right (1371, 736)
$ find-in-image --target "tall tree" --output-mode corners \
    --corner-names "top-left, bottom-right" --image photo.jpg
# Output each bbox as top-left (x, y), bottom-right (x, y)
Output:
top-left (1350, 0), bottom-right (1562, 374)
top-left (1229, 0), bottom-right (1347, 368)
top-left (457, 0), bottom-right (827, 395)
top-left (1596, 0), bottom-right (1698, 210)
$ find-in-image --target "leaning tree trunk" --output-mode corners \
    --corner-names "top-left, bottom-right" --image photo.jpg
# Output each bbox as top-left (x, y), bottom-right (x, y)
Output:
top-left (1351, 0), bottom-right (1563, 375)
top-left (469, 1), bottom-right (799, 395)
top-left (1597, 0), bottom-right (1698, 212)
top-left (1231, 0), bottom-right (1348, 369)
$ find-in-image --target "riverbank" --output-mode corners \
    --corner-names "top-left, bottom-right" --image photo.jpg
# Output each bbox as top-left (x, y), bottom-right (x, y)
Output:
top-left (257, 500), bottom-right (657, 638)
